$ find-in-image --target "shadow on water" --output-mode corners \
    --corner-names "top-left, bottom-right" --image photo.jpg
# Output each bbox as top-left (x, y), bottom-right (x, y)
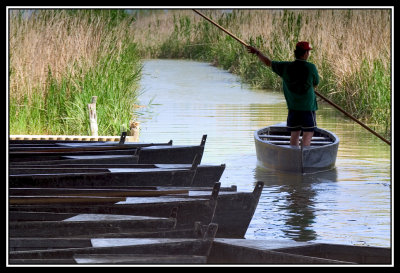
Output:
top-left (254, 166), bottom-right (338, 242)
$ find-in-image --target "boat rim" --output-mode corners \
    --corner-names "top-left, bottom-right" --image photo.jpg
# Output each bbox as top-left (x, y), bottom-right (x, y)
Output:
top-left (254, 123), bottom-right (339, 149)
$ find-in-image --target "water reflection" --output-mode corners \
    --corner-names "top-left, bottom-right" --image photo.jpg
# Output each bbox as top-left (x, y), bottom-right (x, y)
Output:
top-left (138, 59), bottom-right (391, 247)
top-left (254, 166), bottom-right (338, 242)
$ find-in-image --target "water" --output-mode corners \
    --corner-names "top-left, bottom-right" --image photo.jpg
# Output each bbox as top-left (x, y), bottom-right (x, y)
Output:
top-left (137, 59), bottom-right (392, 247)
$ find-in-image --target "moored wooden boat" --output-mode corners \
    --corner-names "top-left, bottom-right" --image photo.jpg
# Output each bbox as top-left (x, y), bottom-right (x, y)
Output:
top-left (8, 168), bottom-right (198, 188)
top-left (9, 182), bottom-right (262, 238)
top-left (9, 183), bottom-right (222, 231)
top-left (9, 135), bottom-right (207, 165)
top-left (8, 162), bottom-right (225, 188)
top-left (9, 223), bottom-right (218, 264)
top-left (254, 123), bottom-right (339, 174)
top-left (208, 239), bottom-right (391, 264)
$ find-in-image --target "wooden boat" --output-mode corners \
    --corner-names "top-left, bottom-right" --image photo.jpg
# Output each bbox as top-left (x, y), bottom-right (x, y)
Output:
top-left (9, 182), bottom-right (263, 238)
top-left (9, 168), bottom-right (198, 188)
top-left (254, 123), bottom-right (339, 174)
top-left (8, 164), bottom-right (224, 188)
top-left (9, 160), bottom-right (225, 187)
top-left (9, 183), bottom-right (221, 231)
top-left (9, 135), bottom-right (207, 165)
top-left (9, 223), bottom-right (218, 264)
top-left (208, 239), bottom-right (391, 264)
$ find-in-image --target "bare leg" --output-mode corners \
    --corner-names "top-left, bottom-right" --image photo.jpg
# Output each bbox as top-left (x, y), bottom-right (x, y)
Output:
top-left (302, 131), bottom-right (314, 146)
top-left (290, 131), bottom-right (301, 146)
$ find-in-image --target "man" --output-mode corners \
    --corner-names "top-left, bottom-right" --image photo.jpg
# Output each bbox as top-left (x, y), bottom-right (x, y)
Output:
top-left (247, 41), bottom-right (320, 147)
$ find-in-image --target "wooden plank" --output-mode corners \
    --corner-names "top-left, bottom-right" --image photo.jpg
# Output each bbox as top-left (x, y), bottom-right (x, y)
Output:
top-left (9, 238), bottom-right (213, 260)
top-left (9, 196), bottom-right (126, 205)
top-left (9, 148), bottom-right (138, 157)
top-left (87, 96), bottom-right (98, 137)
top-left (9, 163), bottom-right (159, 169)
top-left (9, 135), bottom-right (139, 142)
top-left (9, 212), bottom-right (170, 223)
top-left (9, 145), bottom-right (139, 153)
top-left (9, 167), bottom-right (112, 175)
top-left (9, 185), bottom-right (220, 230)
top-left (9, 258), bottom-right (76, 264)
top-left (259, 134), bottom-right (330, 141)
top-left (208, 239), bottom-right (391, 264)
top-left (267, 140), bottom-right (332, 145)
top-left (10, 155), bottom-right (139, 165)
top-left (9, 187), bottom-right (189, 197)
top-left (9, 237), bottom-right (92, 251)
top-left (9, 140), bottom-right (172, 148)
top-left (74, 254), bottom-right (207, 264)
top-left (275, 243), bottom-right (392, 264)
top-left (9, 215), bottom-right (176, 237)
top-left (8, 168), bottom-right (197, 188)
top-left (10, 211), bottom-right (79, 222)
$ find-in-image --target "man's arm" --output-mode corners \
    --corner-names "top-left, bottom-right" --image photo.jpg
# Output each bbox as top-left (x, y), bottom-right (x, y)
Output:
top-left (247, 45), bottom-right (272, 67)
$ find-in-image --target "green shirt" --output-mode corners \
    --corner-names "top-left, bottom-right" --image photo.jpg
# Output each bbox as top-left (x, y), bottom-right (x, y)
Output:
top-left (271, 60), bottom-right (320, 111)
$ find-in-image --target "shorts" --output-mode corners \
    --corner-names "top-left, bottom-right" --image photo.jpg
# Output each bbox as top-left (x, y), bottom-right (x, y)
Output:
top-left (286, 110), bottom-right (317, 132)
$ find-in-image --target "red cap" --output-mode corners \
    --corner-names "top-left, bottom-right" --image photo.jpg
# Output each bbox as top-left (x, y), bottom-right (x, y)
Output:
top-left (296, 41), bottom-right (312, 51)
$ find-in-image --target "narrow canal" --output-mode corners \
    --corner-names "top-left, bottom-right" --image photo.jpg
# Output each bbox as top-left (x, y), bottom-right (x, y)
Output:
top-left (137, 59), bottom-right (391, 247)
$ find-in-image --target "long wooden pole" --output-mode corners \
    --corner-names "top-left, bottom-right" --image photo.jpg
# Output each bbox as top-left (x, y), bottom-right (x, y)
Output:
top-left (314, 90), bottom-right (391, 145)
top-left (192, 9), bottom-right (391, 146)
top-left (193, 9), bottom-right (249, 47)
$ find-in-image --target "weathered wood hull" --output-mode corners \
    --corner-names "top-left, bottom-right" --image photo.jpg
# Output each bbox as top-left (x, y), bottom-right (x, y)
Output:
top-left (208, 239), bottom-right (391, 264)
top-left (189, 182), bottom-right (264, 238)
top-left (254, 123), bottom-right (339, 174)
top-left (9, 183), bottom-right (221, 231)
top-left (9, 135), bottom-right (207, 165)
top-left (8, 163), bottom-right (225, 188)
top-left (9, 214), bottom-right (177, 238)
top-left (9, 169), bottom-right (198, 187)
top-left (9, 182), bottom-right (262, 238)
top-left (9, 235), bottom-right (217, 264)
top-left (7, 136), bottom-right (273, 265)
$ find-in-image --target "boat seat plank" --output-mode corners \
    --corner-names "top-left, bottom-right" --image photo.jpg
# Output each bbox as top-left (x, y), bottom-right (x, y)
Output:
top-left (266, 140), bottom-right (332, 145)
top-left (89, 238), bottom-right (198, 248)
top-left (63, 155), bottom-right (136, 160)
top-left (9, 216), bottom-right (176, 237)
top-left (9, 196), bottom-right (126, 205)
top-left (9, 211), bottom-right (171, 222)
top-left (74, 254), bottom-right (207, 264)
top-left (9, 237), bottom-right (93, 250)
top-left (259, 134), bottom-right (331, 141)
top-left (9, 187), bottom-right (189, 197)
top-left (9, 258), bottom-right (76, 264)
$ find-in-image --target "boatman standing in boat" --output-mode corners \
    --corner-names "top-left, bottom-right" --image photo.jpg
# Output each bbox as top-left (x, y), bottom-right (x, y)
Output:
top-left (247, 41), bottom-right (320, 147)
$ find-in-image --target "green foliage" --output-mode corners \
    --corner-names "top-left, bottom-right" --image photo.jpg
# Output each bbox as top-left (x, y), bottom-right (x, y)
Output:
top-left (9, 11), bottom-right (142, 136)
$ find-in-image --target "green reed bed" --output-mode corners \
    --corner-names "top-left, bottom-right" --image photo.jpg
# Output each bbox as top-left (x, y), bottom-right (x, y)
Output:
top-left (132, 9), bottom-right (391, 139)
top-left (9, 10), bottom-right (141, 135)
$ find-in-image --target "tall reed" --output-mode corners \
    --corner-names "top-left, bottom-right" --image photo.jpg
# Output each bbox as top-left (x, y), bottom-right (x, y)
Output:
top-left (9, 9), bottom-right (141, 135)
top-left (130, 9), bottom-right (391, 138)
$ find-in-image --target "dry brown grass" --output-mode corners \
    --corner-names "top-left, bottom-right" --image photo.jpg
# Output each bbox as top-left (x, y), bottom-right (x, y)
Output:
top-left (132, 8), bottom-right (390, 83)
top-left (9, 10), bottom-right (134, 101)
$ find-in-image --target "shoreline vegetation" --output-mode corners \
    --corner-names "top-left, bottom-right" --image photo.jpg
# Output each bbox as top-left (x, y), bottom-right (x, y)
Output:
top-left (9, 10), bottom-right (141, 135)
top-left (9, 9), bottom-right (391, 140)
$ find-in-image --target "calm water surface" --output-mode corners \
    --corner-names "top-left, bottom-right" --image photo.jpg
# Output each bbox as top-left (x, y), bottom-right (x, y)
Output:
top-left (137, 59), bottom-right (391, 247)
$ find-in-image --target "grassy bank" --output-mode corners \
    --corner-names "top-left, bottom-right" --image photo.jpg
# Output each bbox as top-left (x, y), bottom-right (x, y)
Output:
top-left (9, 10), bottom-right (142, 135)
top-left (131, 9), bottom-right (391, 139)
